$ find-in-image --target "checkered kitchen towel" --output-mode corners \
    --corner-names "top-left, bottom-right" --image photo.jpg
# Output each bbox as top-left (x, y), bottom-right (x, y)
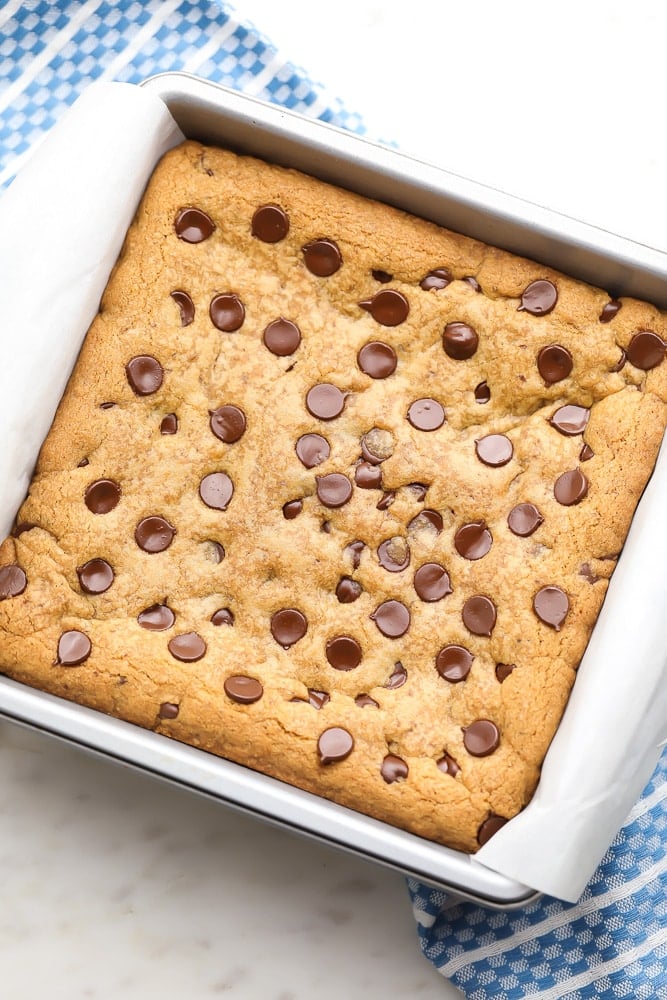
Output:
top-left (2, 3), bottom-right (667, 997)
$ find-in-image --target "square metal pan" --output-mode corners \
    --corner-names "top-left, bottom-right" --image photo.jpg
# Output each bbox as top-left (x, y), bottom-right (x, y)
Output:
top-left (3, 71), bottom-right (666, 909)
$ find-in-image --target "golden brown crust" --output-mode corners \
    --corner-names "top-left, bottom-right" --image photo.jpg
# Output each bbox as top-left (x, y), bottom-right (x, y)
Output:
top-left (1, 140), bottom-right (666, 853)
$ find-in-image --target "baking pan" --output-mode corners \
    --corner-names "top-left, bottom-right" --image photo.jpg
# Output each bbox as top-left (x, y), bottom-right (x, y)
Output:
top-left (2, 71), bottom-right (666, 909)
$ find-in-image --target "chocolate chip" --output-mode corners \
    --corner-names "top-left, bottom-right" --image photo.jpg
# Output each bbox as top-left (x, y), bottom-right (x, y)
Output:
top-left (443, 322), bottom-right (479, 360)
top-left (537, 344), bottom-right (573, 383)
top-left (306, 383), bottom-right (346, 420)
top-left (316, 473), bottom-right (352, 508)
top-left (519, 279), bottom-right (558, 315)
top-left (407, 398), bottom-right (445, 431)
top-left (370, 600), bottom-right (410, 638)
top-left (134, 516), bottom-right (176, 553)
top-left (203, 541), bottom-right (225, 563)
top-left (533, 585), bottom-right (569, 630)
top-left (211, 608), bottom-right (234, 626)
top-left (209, 293), bottom-right (245, 332)
top-left (381, 754), bottom-right (409, 783)
top-left (385, 661), bottom-right (407, 688)
top-left (344, 540), bottom-right (365, 569)
top-left (420, 268), bottom-right (451, 291)
top-left (627, 330), bottom-right (666, 370)
top-left (295, 433), bottom-right (330, 468)
top-left (355, 693), bottom-right (379, 708)
top-left (463, 276), bottom-right (481, 292)
top-left (326, 635), bottom-right (362, 670)
top-left (406, 483), bottom-right (428, 501)
top-left (475, 434), bottom-right (513, 467)
top-left (209, 405), bottom-right (246, 443)
top-left (159, 702), bottom-right (180, 720)
top-left (336, 577), bottom-right (362, 603)
top-left (376, 491), bottom-right (395, 510)
top-left (495, 663), bottom-right (515, 682)
top-left (580, 443), bottom-right (595, 462)
top-left (359, 290), bottom-right (409, 326)
top-left (437, 753), bottom-right (460, 777)
top-left (160, 413), bottom-right (178, 435)
top-left (271, 608), bottom-right (308, 647)
top-left (77, 458), bottom-right (89, 467)
top-left (377, 537), bottom-right (410, 573)
top-left (85, 479), bottom-right (121, 514)
top-left (126, 355), bottom-right (164, 395)
top-left (252, 203), bottom-right (289, 243)
top-left (283, 499), bottom-right (303, 519)
top-left (435, 644), bottom-right (473, 683)
top-left (579, 562), bottom-right (599, 584)
top-left (11, 522), bottom-right (36, 538)
top-left (318, 726), bottom-right (354, 764)
top-left (474, 381), bottom-right (491, 404)
top-left (554, 469), bottom-right (588, 506)
top-left (174, 207), bottom-right (215, 243)
top-left (170, 290), bottom-right (195, 326)
top-left (463, 719), bottom-right (500, 756)
top-left (462, 595), bottom-right (497, 636)
top-left (224, 675), bottom-right (263, 704)
top-left (357, 341), bottom-right (398, 378)
top-left (413, 563), bottom-right (452, 602)
top-left (56, 630), bottom-right (92, 666)
top-left (199, 472), bottom-right (234, 510)
top-left (76, 558), bottom-right (114, 595)
top-left (168, 632), bottom-right (207, 662)
top-left (354, 462), bottom-right (383, 489)
top-left (408, 509), bottom-right (443, 535)
top-left (372, 269), bottom-right (393, 283)
top-left (0, 565), bottom-right (27, 600)
top-left (507, 503), bottom-right (543, 537)
top-left (610, 348), bottom-right (627, 373)
top-left (599, 299), bottom-right (622, 323)
top-left (263, 317), bottom-right (301, 356)
top-left (99, 402), bottom-right (116, 410)
top-left (454, 521), bottom-right (492, 560)
top-left (549, 404), bottom-right (590, 435)
top-left (360, 428), bottom-right (394, 464)
top-left (137, 604), bottom-right (175, 630)
top-left (302, 238), bottom-right (342, 276)
top-left (478, 814), bottom-right (508, 845)
top-left (307, 689), bottom-right (330, 709)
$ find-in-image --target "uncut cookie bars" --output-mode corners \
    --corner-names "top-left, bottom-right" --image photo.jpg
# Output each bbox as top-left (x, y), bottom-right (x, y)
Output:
top-left (1, 139), bottom-right (666, 853)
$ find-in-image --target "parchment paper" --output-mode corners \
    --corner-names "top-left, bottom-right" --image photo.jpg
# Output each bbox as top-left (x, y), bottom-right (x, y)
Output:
top-left (1, 81), bottom-right (666, 903)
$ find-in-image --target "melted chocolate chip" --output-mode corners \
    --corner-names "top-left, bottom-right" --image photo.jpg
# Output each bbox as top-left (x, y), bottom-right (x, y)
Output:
top-left (580, 443), bottom-right (595, 462)
top-left (407, 398), bottom-right (445, 431)
top-left (295, 433), bottom-right (330, 468)
top-left (420, 268), bottom-right (451, 291)
top-left (475, 381), bottom-right (491, 404)
top-left (372, 269), bottom-right (393, 283)
top-left (579, 562), bottom-right (599, 584)
top-left (170, 290), bottom-right (195, 326)
top-left (357, 341), bottom-right (398, 378)
top-left (454, 521), bottom-right (492, 560)
top-left (306, 689), bottom-right (330, 709)
top-left (199, 472), bottom-right (234, 510)
top-left (336, 577), bottom-right (362, 603)
top-left (85, 479), bottom-right (121, 514)
top-left (306, 383), bottom-right (346, 420)
top-left (126, 355), bottom-right (164, 396)
top-left (137, 604), bottom-right (175, 630)
top-left (359, 289), bottom-right (409, 326)
top-left (318, 727), bottom-right (354, 764)
top-left (160, 413), bottom-right (178, 435)
top-left (209, 405), bottom-right (246, 443)
top-left (549, 404), bottom-right (590, 436)
top-left (463, 276), bottom-right (481, 292)
top-left (507, 503), bottom-right (543, 537)
top-left (385, 661), bottom-right (408, 688)
top-left (174, 207), bottom-right (215, 243)
top-left (0, 564), bottom-right (27, 600)
top-left (554, 469), bottom-right (588, 506)
top-left (282, 499), bottom-right (303, 519)
top-left (407, 483), bottom-right (428, 501)
top-left (209, 293), bottom-right (245, 332)
top-left (437, 753), bottom-right (460, 777)
top-left (271, 608), bottom-right (308, 647)
top-left (355, 462), bottom-right (383, 489)
top-left (600, 299), bottom-right (622, 323)
top-left (475, 434), bottom-right (513, 467)
top-left (495, 663), bottom-right (515, 682)
top-left (436, 645), bottom-right (473, 683)
top-left (519, 279), bottom-right (558, 315)
top-left (302, 238), bottom-right (342, 276)
top-left (251, 203), bottom-right (289, 243)
top-left (316, 473), bottom-right (352, 508)
top-left (376, 491), bottom-right (395, 511)
top-left (168, 632), bottom-right (207, 663)
top-left (533, 585), bottom-right (569, 630)
top-left (344, 540), bottom-right (365, 569)
top-left (408, 509), bottom-right (443, 534)
top-left (610, 348), bottom-right (627, 373)
top-left (381, 754), bottom-right (409, 784)
top-left (355, 693), bottom-right (379, 708)
top-left (413, 563), bottom-right (452, 602)
top-left (462, 595), bottom-right (497, 636)
top-left (11, 522), bottom-right (36, 538)
top-left (443, 322), bottom-right (479, 360)
top-left (478, 814), bottom-right (508, 845)
top-left (370, 600), bottom-right (410, 638)
top-left (463, 719), bottom-right (500, 756)
top-left (377, 537), bottom-right (410, 573)
top-left (627, 330), bottom-right (666, 370)
top-left (224, 675), bottom-right (263, 704)
top-left (211, 608), bottom-right (234, 626)
top-left (134, 516), bottom-right (176, 553)
top-left (56, 630), bottom-right (91, 666)
top-left (537, 344), bottom-right (573, 384)
top-left (76, 558), bottom-right (114, 595)
top-left (326, 635), bottom-right (362, 670)
top-left (263, 317), bottom-right (301, 356)
top-left (360, 428), bottom-right (393, 464)
top-left (159, 702), bottom-right (179, 720)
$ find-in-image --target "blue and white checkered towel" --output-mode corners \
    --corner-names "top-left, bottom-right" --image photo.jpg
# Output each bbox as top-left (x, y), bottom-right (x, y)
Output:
top-left (2, 3), bottom-right (666, 996)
